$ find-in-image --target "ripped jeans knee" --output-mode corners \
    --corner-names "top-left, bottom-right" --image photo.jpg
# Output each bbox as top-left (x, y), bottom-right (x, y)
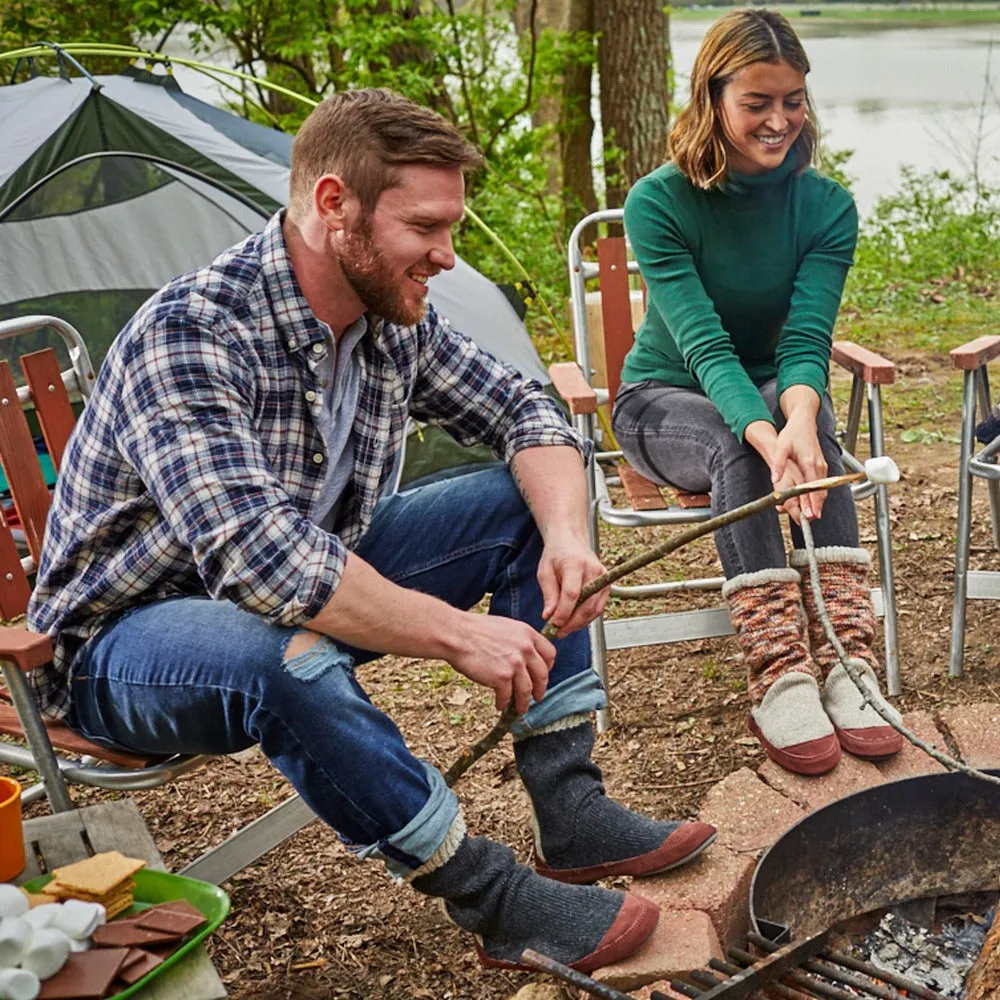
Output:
top-left (282, 631), bottom-right (355, 682)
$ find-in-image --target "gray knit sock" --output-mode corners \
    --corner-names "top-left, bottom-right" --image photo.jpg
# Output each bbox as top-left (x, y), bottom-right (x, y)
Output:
top-left (411, 834), bottom-right (626, 965)
top-left (515, 722), bottom-right (681, 869)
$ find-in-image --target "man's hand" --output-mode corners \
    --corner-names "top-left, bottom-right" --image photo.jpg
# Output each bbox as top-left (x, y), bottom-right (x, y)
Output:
top-left (447, 614), bottom-right (557, 714)
top-left (538, 533), bottom-right (610, 639)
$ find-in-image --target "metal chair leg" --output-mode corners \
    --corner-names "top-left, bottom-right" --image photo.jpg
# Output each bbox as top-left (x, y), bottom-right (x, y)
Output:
top-left (591, 617), bottom-right (612, 733)
top-left (867, 384), bottom-right (901, 695)
top-left (1, 659), bottom-right (74, 812)
top-left (950, 371), bottom-right (979, 678)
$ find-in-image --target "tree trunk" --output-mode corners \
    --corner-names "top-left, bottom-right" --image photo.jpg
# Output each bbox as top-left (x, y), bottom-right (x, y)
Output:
top-left (514, 0), bottom-right (565, 195)
top-left (595, 0), bottom-right (670, 209)
top-left (560, 0), bottom-right (598, 222)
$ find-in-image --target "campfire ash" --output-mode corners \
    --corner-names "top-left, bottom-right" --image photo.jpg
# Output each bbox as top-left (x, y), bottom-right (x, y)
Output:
top-left (854, 894), bottom-right (998, 999)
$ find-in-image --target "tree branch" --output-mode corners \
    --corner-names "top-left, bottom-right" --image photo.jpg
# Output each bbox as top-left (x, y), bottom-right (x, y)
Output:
top-left (483, 0), bottom-right (538, 160)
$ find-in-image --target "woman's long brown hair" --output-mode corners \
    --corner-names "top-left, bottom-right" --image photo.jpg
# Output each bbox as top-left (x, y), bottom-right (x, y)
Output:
top-left (669, 8), bottom-right (819, 189)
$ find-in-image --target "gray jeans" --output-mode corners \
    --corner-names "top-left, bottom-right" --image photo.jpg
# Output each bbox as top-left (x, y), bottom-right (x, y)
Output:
top-left (612, 379), bottom-right (859, 577)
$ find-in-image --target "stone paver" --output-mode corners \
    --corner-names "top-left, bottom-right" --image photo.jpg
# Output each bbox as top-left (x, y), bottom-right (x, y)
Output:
top-left (591, 908), bottom-right (722, 993)
top-left (697, 767), bottom-right (806, 854)
top-left (757, 752), bottom-right (883, 812)
top-left (634, 844), bottom-right (754, 946)
top-left (875, 710), bottom-right (948, 780)
top-left (938, 702), bottom-right (1000, 768)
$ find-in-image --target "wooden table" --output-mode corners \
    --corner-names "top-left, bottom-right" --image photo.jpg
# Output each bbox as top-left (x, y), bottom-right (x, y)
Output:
top-left (16, 799), bottom-right (227, 999)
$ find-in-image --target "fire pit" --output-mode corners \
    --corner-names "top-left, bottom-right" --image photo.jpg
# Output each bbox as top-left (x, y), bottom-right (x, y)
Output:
top-left (657, 771), bottom-right (1000, 1000)
top-left (750, 769), bottom-right (1000, 940)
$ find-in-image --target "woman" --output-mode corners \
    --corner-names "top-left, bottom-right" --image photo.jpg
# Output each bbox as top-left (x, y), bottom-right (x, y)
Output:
top-left (612, 8), bottom-right (902, 776)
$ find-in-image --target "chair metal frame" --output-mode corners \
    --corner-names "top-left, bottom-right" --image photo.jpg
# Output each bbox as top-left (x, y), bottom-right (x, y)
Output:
top-left (558, 209), bottom-right (901, 730)
top-left (948, 334), bottom-right (1000, 678)
top-left (0, 315), bottom-right (318, 885)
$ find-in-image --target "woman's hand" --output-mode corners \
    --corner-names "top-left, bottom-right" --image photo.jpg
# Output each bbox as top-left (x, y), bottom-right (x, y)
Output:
top-left (772, 411), bottom-right (828, 521)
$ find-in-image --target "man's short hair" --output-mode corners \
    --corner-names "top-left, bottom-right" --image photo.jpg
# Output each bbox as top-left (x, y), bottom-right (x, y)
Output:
top-left (289, 89), bottom-right (484, 218)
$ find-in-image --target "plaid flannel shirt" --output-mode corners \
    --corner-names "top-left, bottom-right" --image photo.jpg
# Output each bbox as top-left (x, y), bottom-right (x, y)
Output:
top-left (27, 212), bottom-right (584, 719)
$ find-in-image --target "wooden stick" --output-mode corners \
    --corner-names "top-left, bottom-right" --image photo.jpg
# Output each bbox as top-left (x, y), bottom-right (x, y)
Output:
top-left (441, 471), bottom-right (863, 785)
top-left (963, 900), bottom-right (1000, 1000)
top-left (541, 470), bottom-right (865, 639)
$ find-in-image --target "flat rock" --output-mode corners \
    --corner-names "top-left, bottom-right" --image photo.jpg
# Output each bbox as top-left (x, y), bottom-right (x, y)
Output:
top-left (698, 768), bottom-right (806, 855)
top-left (875, 710), bottom-right (948, 780)
top-left (758, 752), bottom-right (884, 812)
top-left (591, 908), bottom-right (721, 993)
top-left (633, 844), bottom-right (754, 946)
top-left (938, 702), bottom-right (1000, 768)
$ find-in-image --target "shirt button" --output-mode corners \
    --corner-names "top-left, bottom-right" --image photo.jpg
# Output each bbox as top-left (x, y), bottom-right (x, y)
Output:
top-left (305, 390), bottom-right (317, 402)
top-left (312, 452), bottom-right (324, 464)
top-left (312, 343), bottom-right (323, 354)
top-left (288, 338), bottom-right (297, 349)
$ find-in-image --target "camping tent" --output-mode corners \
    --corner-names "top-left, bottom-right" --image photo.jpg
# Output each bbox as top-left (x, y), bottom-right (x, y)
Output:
top-left (0, 66), bottom-right (550, 481)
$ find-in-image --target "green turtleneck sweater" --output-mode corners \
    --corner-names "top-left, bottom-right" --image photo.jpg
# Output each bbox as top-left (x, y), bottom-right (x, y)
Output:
top-left (620, 152), bottom-right (858, 441)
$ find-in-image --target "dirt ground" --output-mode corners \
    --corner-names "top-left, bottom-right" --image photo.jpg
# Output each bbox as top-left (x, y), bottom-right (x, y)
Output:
top-left (16, 358), bottom-right (1000, 1000)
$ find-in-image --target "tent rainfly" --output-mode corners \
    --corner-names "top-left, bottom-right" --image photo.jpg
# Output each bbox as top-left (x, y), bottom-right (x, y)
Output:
top-left (0, 67), bottom-right (550, 390)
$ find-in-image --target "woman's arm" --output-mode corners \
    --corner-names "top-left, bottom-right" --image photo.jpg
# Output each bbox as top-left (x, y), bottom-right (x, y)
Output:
top-left (624, 178), bottom-right (774, 443)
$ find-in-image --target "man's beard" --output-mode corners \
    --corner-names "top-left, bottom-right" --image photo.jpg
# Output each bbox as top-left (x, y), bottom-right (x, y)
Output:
top-left (339, 221), bottom-right (428, 327)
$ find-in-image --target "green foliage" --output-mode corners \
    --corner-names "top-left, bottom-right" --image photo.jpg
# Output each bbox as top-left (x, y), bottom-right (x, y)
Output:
top-left (845, 167), bottom-right (1000, 313)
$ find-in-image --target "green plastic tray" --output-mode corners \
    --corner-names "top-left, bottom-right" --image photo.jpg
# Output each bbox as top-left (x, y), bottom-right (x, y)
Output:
top-left (22, 868), bottom-right (230, 999)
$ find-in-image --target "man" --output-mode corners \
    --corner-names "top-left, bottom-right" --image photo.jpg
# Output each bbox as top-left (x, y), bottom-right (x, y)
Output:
top-left (28, 89), bottom-right (715, 973)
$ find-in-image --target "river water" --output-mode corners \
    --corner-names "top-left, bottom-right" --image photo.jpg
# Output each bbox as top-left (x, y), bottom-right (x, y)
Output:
top-left (673, 17), bottom-right (1000, 214)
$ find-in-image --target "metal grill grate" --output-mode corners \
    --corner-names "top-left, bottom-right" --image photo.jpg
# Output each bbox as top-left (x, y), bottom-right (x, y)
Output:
top-left (521, 928), bottom-right (947, 1000)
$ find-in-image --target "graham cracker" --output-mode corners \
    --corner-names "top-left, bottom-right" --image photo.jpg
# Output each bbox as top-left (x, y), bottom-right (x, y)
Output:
top-left (50, 851), bottom-right (146, 895)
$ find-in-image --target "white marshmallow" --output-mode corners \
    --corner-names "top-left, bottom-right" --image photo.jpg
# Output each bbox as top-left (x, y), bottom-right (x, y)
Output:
top-left (50, 900), bottom-right (104, 940)
top-left (19, 907), bottom-right (58, 933)
top-left (68, 937), bottom-right (90, 953)
top-left (0, 918), bottom-right (31, 969)
top-left (863, 456), bottom-right (900, 484)
top-left (0, 889), bottom-right (28, 921)
top-left (19, 928), bottom-right (70, 980)
top-left (0, 967), bottom-right (40, 1000)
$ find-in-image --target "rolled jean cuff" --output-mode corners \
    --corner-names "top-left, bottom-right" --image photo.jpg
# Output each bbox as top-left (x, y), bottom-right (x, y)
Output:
top-left (352, 761), bottom-right (463, 882)
top-left (509, 668), bottom-right (607, 739)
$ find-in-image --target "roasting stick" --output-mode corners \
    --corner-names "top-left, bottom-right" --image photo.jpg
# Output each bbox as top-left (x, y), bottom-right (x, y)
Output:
top-left (443, 462), bottom-right (878, 786)
top-left (799, 514), bottom-right (1000, 789)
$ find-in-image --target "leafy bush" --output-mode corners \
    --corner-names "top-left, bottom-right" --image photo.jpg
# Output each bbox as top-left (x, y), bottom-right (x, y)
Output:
top-left (846, 167), bottom-right (1000, 311)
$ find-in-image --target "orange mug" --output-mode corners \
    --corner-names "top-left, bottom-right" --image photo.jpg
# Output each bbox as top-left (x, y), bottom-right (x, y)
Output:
top-left (0, 775), bottom-right (25, 882)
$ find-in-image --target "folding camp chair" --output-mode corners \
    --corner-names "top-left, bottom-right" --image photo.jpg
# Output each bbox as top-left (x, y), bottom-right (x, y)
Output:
top-left (948, 335), bottom-right (1000, 678)
top-left (551, 209), bottom-right (901, 730)
top-left (0, 315), bottom-right (316, 886)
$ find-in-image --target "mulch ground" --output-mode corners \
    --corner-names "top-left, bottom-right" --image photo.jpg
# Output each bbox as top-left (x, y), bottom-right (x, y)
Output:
top-left (13, 359), bottom-right (1000, 1000)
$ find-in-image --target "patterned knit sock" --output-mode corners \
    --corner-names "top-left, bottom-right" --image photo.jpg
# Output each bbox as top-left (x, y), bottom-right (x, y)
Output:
top-left (514, 722), bottom-right (681, 870)
top-left (410, 834), bottom-right (627, 966)
top-left (721, 568), bottom-right (819, 704)
top-left (790, 547), bottom-right (879, 678)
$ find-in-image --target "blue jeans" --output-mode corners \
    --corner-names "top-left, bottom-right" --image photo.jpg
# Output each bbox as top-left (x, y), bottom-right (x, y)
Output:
top-left (66, 466), bottom-right (605, 879)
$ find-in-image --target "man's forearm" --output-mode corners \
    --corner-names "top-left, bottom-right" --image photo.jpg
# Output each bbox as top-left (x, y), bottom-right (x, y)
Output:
top-left (306, 551), bottom-right (465, 660)
top-left (510, 445), bottom-right (590, 545)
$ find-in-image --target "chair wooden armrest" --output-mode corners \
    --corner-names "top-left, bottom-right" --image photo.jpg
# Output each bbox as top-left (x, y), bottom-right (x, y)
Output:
top-left (0, 627), bottom-right (54, 672)
top-left (950, 335), bottom-right (1000, 371)
top-left (831, 341), bottom-right (896, 385)
top-left (548, 362), bottom-right (598, 415)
